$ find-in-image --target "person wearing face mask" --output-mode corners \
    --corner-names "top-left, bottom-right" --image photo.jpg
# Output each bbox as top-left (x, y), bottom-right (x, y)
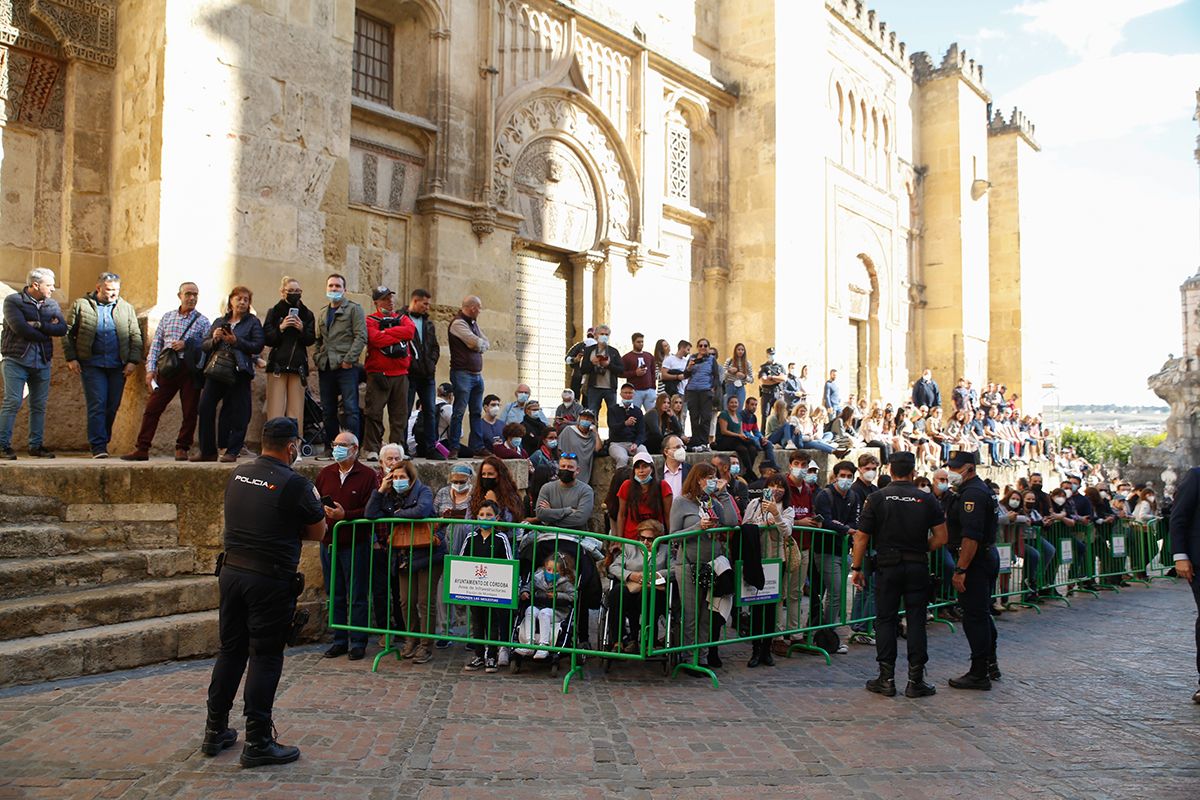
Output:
top-left (741, 474), bottom-right (795, 667)
top-left (261, 276), bottom-right (316, 437)
top-left (468, 393), bottom-right (505, 456)
top-left (533, 454), bottom-right (595, 532)
top-left (660, 435), bottom-right (691, 499)
top-left (458, 500), bottom-right (514, 673)
top-left (683, 338), bottom-right (720, 451)
top-left (813, 460), bottom-right (863, 655)
top-left (201, 417), bottom-right (326, 767)
top-left (362, 286), bottom-right (417, 462)
top-left (668, 463), bottom-right (739, 675)
top-left (608, 382), bottom-right (650, 468)
top-left (501, 383), bottom-right (536, 424)
top-left (845, 454), bottom-right (882, 644)
top-left (194, 286), bottom-right (265, 463)
top-left (554, 389), bottom-right (585, 427)
top-left (314, 273), bottom-right (367, 459)
top-left (943, 450), bottom-right (1001, 690)
top-left (557, 408), bottom-right (600, 484)
top-left (711, 453), bottom-right (750, 514)
top-left (564, 327), bottom-right (595, 406)
top-left (366, 459), bottom-right (437, 663)
top-left (1058, 478), bottom-right (1096, 589)
top-left (852, 451), bottom-right (948, 698)
top-left (313, 431), bottom-right (376, 661)
top-left (581, 323), bottom-right (623, 420)
top-left (616, 452), bottom-right (673, 541)
top-left (529, 429), bottom-right (561, 471)
top-left (491, 422), bottom-right (529, 460)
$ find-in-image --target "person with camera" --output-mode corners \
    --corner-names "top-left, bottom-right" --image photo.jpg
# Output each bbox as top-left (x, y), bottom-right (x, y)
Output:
top-left (193, 286), bottom-right (264, 463)
top-left (362, 286), bottom-right (416, 462)
top-left (121, 282), bottom-right (209, 461)
top-left (261, 276), bottom-right (316, 432)
top-left (201, 417), bottom-right (326, 767)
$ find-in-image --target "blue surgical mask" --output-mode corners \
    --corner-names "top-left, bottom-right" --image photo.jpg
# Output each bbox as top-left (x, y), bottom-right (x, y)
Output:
top-left (936, 481), bottom-right (949, 493)
top-left (326, 290), bottom-right (344, 302)
top-left (597, 334), bottom-right (609, 344)
top-left (790, 467), bottom-right (804, 480)
top-left (392, 478), bottom-right (410, 493)
top-left (542, 569), bottom-right (558, 583)
top-left (579, 419), bottom-right (592, 430)
top-left (545, 439), bottom-right (558, 450)
top-left (805, 473), bottom-right (818, 484)
top-left (509, 438), bottom-right (522, 451)
top-left (517, 392), bottom-right (530, 403)
top-left (704, 478), bottom-right (719, 494)
top-left (622, 398), bottom-right (634, 407)
top-left (836, 477), bottom-right (853, 491)
top-left (331, 445), bottom-right (351, 463)
top-left (636, 473), bottom-right (653, 484)
top-left (730, 464), bottom-right (741, 476)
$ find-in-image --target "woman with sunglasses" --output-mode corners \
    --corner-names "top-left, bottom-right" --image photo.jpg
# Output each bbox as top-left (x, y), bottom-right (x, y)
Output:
top-left (605, 519), bottom-right (669, 654)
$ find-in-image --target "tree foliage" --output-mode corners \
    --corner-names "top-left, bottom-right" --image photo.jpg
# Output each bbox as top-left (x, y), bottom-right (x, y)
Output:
top-left (1060, 426), bottom-right (1167, 466)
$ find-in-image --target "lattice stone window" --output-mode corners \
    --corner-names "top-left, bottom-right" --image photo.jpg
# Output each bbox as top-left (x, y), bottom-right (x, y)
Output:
top-left (666, 110), bottom-right (691, 204)
top-left (353, 11), bottom-right (393, 105)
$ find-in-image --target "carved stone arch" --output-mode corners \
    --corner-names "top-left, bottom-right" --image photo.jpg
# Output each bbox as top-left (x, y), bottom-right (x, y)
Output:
top-left (27, 0), bottom-right (115, 67)
top-left (855, 252), bottom-right (883, 402)
top-left (494, 89), bottom-right (638, 243)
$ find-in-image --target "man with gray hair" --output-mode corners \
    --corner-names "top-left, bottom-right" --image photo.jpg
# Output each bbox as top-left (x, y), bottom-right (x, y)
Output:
top-left (581, 323), bottom-right (623, 420)
top-left (64, 272), bottom-right (143, 458)
top-left (0, 267), bottom-right (68, 459)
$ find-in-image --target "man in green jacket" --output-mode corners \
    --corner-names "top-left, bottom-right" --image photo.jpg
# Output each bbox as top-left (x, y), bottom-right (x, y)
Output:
top-left (64, 272), bottom-right (143, 458)
top-left (314, 273), bottom-right (367, 458)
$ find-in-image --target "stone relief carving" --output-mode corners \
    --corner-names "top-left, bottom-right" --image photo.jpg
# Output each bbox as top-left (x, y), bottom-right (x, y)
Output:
top-left (494, 95), bottom-right (632, 241)
top-left (350, 139), bottom-right (424, 215)
top-left (0, 46), bottom-right (65, 129)
top-left (513, 138), bottom-right (597, 252)
top-left (1, 0), bottom-right (116, 67)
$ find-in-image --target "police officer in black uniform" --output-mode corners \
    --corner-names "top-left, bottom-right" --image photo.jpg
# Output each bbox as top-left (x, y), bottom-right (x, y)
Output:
top-left (853, 452), bottom-right (948, 698)
top-left (944, 449), bottom-right (1001, 690)
top-left (201, 417), bottom-right (326, 766)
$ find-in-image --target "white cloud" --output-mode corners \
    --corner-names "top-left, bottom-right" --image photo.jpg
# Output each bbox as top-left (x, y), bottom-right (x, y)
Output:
top-left (994, 52), bottom-right (1200, 147)
top-left (1011, 0), bottom-right (1185, 59)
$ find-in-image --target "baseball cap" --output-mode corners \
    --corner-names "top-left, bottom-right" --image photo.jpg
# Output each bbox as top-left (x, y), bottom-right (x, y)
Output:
top-left (632, 452), bottom-right (653, 467)
top-left (371, 286), bottom-right (394, 301)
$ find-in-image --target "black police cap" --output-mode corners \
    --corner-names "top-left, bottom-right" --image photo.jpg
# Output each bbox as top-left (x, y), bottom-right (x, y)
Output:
top-left (888, 451), bottom-right (916, 468)
top-left (946, 449), bottom-right (979, 468)
top-left (262, 416), bottom-right (300, 440)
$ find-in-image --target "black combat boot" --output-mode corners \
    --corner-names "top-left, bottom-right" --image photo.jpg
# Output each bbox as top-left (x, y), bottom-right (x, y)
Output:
top-left (759, 640), bottom-right (775, 667)
top-left (747, 641), bottom-right (761, 668)
top-left (200, 708), bottom-right (238, 756)
top-left (866, 662), bottom-right (897, 696)
top-left (904, 665), bottom-right (937, 698)
top-left (707, 646), bottom-right (722, 669)
top-left (239, 718), bottom-right (301, 767)
top-left (987, 659), bottom-right (1002, 682)
top-left (948, 659), bottom-right (992, 691)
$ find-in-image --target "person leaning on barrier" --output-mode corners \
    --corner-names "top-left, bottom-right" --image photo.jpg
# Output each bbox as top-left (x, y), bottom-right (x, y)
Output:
top-left (459, 500), bottom-right (515, 673)
top-left (366, 459), bottom-right (437, 663)
top-left (314, 431), bottom-right (376, 661)
top-left (944, 449), bottom-right (1002, 690)
top-left (743, 474), bottom-right (794, 667)
top-left (852, 451), bottom-right (947, 698)
top-left (605, 518), bottom-right (669, 654)
top-left (202, 417), bottom-right (326, 767)
top-left (1168, 466), bottom-right (1200, 704)
top-left (534, 453), bottom-right (595, 532)
top-left (669, 462), bottom-right (739, 675)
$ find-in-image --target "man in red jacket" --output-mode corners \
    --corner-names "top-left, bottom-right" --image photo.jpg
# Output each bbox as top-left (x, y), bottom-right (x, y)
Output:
top-left (314, 430), bottom-right (380, 660)
top-left (363, 286), bottom-right (415, 461)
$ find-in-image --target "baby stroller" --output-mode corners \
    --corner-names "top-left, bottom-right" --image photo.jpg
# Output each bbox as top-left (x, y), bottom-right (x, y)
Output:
top-left (300, 389), bottom-right (327, 457)
top-left (510, 581), bottom-right (576, 676)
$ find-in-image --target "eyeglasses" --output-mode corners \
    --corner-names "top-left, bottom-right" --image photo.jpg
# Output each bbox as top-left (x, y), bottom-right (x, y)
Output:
top-left (638, 537), bottom-right (656, 543)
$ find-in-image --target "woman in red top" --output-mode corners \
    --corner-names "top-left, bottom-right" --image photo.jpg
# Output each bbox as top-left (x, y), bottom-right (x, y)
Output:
top-left (615, 452), bottom-right (673, 542)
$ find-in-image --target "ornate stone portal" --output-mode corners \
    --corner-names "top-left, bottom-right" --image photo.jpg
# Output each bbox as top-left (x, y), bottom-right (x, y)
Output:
top-left (512, 137), bottom-right (598, 252)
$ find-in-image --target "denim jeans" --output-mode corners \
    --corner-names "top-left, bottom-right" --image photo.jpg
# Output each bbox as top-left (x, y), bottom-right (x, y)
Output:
top-left (319, 367), bottom-right (361, 446)
top-left (723, 382), bottom-right (746, 409)
top-left (1022, 535), bottom-right (1057, 590)
top-left (321, 542), bottom-right (371, 647)
top-left (0, 360), bottom-right (52, 449)
top-left (850, 555), bottom-right (876, 632)
top-left (407, 374), bottom-right (437, 454)
top-left (631, 387), bottom-right (657, 413)
top-left (586, 387), bottom-right (617, 421)
top-left (767, 423), bottom-right (796, 447)
top-left (80, 363), bottom-right (127, 454)
top-left (448, 370), bottom-right (483, 453)
top-left (801, 437), bottom-right (837, 454)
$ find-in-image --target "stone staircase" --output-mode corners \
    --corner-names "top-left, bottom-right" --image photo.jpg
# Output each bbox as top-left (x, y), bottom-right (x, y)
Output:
top-left (0, 492), bottom-right (221, 687)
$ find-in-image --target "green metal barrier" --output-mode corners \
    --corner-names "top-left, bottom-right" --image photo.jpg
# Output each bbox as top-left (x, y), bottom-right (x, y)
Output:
top-left (329, 517), bottom-right (652, 694)
top-left (992, 524), bottom-right (1040, 612)
top-left (1092, 521), bottom-right (1128, 591)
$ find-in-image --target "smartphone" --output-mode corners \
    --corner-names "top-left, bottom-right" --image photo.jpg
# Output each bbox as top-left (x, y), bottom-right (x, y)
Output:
top-left (287, 308), bottom-right (300, 319)
top-left (222, 323), bottom-right (232, 333)
top-left (320, 495), bottom-right (336, 508)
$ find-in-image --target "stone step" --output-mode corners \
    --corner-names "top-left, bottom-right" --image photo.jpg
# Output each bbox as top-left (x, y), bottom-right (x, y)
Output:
top-left (0, 610), bottom-right (221, 687)
top-left (0, 548), bottom-right (195, 600)
top-left (0, 494), bottom-right (64, 524)
top-left (0, 576), bottom-right (219, 641)
top-left (0, 521), bottom-right (180, 558)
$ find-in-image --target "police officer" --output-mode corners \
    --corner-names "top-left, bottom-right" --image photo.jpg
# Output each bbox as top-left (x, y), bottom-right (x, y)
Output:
top-left (853, 451), bottom-right (949, 697)
top-left (944, 449), bottom-right (1001, 690)
top-left (201, 417), bottom-right (326, 766)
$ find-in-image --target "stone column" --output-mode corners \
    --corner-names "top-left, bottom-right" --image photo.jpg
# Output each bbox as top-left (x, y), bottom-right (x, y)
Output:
top-left (568, 249), bottom-right (604, 338)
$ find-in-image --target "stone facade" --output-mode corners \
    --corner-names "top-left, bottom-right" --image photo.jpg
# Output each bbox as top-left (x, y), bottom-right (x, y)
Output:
top-left (0, 0), bottom-right (1044, 452)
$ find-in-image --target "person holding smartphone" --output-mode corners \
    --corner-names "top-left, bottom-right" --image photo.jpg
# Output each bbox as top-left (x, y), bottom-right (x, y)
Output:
top-left (262, 277), bottom-right (316, 432)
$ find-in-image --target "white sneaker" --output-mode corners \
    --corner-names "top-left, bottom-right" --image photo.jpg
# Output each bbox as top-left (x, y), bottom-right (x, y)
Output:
top-left (533, 650), bottom-right (549, 660)
top-left (835, 643), bottom-right (849, 655)
top-left (497, 647), bottom-right (511, 666)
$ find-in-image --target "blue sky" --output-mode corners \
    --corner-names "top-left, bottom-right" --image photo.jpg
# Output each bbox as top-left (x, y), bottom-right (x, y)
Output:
top-left (876, 0), bottom-right (1200, 407)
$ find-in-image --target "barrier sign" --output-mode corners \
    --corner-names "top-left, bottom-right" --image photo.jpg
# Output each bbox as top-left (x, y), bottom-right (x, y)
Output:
top-left (442, 556), bottom-right (520, 610)
top-left (736, 559), bottom-right (782, 606)
top-left (1111, 535), bottom-right (1126, 558)
top-left (997, 544), bottom-right (1012, 575)
top-left (1060, 539), bottom-right (1073, 565)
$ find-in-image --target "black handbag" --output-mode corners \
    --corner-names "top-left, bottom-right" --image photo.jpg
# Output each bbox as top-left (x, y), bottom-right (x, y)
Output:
top-left (203, 346), bottom-right (239, 385)
top-left (155, 314), bottom-right (200, 380)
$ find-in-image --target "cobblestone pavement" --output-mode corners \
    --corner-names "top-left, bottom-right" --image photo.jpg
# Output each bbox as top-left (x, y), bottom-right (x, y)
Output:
top-left (1, 583), bottom-right (1198, 799)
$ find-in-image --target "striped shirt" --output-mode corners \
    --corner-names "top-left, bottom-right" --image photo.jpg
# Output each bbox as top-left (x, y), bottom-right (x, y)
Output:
top-left (148, 309), bottom-right (210, 372)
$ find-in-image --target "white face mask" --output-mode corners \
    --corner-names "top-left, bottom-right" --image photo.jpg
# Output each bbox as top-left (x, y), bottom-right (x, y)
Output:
top-left (861, 469), bottom-right (878, 483)
top-left (946, 471), bottom-right (964, 487)
top-left (670, 447), bottom-right (687, 462)
top-left (1053, 496), bottom-right (1066, 507)
top-left (1008, 498), bottom-right (1021, 509)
